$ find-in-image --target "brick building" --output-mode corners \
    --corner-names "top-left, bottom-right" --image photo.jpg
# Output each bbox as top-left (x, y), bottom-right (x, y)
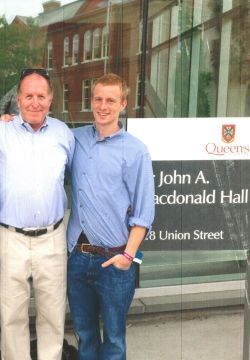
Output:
top-left (33, 0), bottom-right (143, 124)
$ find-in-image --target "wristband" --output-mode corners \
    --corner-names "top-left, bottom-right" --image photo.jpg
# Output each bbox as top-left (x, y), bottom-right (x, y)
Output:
top-left (122, 251), bottom-right (134, 262)
top-left (133, 250), bottom-right (143, 264)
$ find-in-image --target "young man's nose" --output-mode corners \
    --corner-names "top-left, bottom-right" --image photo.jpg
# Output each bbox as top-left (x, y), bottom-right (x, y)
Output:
top-left (99, 99), bottom-right (107, 108)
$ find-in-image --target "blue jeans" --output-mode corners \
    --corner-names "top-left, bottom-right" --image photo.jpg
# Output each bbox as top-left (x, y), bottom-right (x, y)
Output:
top-left (67, 249), bottom-right (136, 360)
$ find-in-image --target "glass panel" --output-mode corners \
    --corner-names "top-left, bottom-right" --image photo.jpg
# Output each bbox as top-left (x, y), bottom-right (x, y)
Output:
top-left (227, 15), bottom-right (241, 116)
top-left (202, 0), bottom-right (223, 21)
top-left (174, 34), bottom-right (192, 117)
top-left (197, 25), bottom-right (220, 117)
top-left (180, 0), bottom-right (194, 32)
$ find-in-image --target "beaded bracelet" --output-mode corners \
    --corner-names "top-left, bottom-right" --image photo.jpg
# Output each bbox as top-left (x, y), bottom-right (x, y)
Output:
top-left (122, 251), bottom-right (134, 262)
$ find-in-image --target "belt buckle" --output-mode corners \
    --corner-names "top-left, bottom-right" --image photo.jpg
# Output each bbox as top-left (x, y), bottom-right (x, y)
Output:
top-left (23, 228), bottom-right (47, 237)
top-left (79, 243), bottom-right (90, 253)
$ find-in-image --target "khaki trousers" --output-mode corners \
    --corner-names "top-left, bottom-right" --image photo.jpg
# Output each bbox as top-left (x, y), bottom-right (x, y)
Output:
top-left (0, 223), bottom-right (67, 360)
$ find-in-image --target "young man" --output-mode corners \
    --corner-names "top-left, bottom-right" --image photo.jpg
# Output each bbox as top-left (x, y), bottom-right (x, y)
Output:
top-left (0, 69), bottom-right (75, 359)
top-left (67, 73), bottom-right (155, 359)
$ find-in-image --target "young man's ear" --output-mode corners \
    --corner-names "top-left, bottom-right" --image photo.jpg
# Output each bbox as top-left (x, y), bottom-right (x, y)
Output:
top-left (121, 99), bottom-right (127, 112)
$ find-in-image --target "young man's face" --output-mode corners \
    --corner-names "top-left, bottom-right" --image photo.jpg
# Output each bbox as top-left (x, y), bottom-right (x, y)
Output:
top-left (16, 73), bottom-right (53, 130)
top-left (91, 83), bottom-right (127, 130)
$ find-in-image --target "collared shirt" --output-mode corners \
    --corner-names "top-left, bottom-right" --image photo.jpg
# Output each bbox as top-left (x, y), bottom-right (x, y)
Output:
top-left (0, 115), bottom-right (75, 228)
top-left (67, 123), bottom-right (155, 252)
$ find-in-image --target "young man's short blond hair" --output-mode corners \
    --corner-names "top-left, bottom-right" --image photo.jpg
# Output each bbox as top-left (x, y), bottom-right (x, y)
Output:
top-left (92, 73), bottom-right (129, 101)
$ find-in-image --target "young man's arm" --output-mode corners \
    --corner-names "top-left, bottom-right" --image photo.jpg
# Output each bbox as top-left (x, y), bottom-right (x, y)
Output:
top-left (102, 148), bottom-right (155, 270)
top-left (102, 225), bottom-right (146, 269)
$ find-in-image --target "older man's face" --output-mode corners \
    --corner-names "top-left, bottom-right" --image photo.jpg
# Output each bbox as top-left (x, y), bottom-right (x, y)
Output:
top-left (16, 73), bottom-right (53, 131)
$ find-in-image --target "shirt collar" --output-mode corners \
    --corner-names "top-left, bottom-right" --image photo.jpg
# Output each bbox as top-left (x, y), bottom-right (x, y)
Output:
top-left (18, 114), bottom-right (49, 133)
top-left (92, 121), bottom-right (125, 141)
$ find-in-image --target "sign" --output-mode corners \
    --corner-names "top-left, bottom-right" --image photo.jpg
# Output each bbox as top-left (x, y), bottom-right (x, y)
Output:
top-left (127, 118), bottom-right (250, 250)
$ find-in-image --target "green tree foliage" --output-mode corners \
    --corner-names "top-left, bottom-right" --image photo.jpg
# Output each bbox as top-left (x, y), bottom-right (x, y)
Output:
top-left (0, 15), bottom-right (44, 98)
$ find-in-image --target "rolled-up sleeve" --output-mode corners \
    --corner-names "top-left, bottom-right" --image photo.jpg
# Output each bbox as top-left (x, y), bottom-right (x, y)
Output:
top-left (125, 150), bottom-right (155, 230)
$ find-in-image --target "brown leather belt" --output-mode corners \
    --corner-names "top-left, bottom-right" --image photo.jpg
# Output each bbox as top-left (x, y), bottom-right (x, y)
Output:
top-left (75, 243), bottom-right (126, 257)
top-left (76, 232), bottom-right (126, 257)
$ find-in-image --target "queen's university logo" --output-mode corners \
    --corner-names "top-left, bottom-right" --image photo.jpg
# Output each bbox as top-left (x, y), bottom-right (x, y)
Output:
top-left (222, 124), bottom-right (235, 143)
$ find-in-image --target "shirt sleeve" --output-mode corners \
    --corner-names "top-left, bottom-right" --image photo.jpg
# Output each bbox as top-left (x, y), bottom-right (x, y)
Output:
top-left (125, 150), bottom-right (155, 230)
top-left (66, 128), bottom-right (75, 170)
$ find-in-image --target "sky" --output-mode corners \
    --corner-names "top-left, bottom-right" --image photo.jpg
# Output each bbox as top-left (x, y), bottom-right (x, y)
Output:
top-left (0, 0), bottom-right (75, 22)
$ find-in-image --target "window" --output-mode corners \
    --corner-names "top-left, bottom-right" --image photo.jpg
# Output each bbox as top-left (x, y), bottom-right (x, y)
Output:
top-left (202, 0), bottom-right (222, 21)
top-left (150, 10), bottom-right (170, 109)
top-left (82, 79), bottom-right (92, 111)
top-left (180, 0), bottom-right (195, 32)
top-left (83, 31), bottom-right (91, 61)
top-left (138, 20), bottom-right (143, 54)
top-left (63, 84), bottom-right (69, 112)
top-left (47, 41), bottom-right (53, 69)
top-left (150, 48), bottom-right (168, 107)
top-left (93, 28), bottom-right (101, 59)
top-left (63, 37), bottom-right (70, 66)
top-left (152, 10), bottom-right (170, 48)
top-left (102, 25), bottom-right (109, 58)
top-left (72, 34), bottom-right (79, 65)
top-left (135, 73), bottom-right (142, 108)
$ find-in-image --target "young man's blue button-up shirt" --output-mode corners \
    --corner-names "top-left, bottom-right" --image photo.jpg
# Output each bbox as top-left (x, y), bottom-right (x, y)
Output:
top-left (0, 115), bottom-right (75, 228)
top-left (67, 123), bottom-right (155, 252)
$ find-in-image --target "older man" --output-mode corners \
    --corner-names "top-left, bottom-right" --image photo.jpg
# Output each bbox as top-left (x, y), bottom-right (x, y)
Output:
top-left (0, 68), bottom-right (75, 360)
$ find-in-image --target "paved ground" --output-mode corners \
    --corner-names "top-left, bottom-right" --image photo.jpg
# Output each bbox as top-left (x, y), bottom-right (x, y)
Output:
top-left (1, 281), bottom-right (245, 359)
top-left (65, 306), bottom-right (244, 360)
